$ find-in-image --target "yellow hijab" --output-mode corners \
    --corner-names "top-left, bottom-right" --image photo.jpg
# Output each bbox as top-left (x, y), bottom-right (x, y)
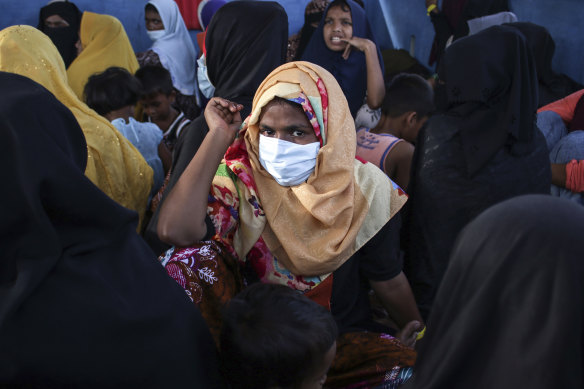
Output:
top-left (0, 25), bottom-right (152, 227)
top-left (67, 12), bottom-right (140, 100)
top-left (226, 62), bottom-right (407, 276)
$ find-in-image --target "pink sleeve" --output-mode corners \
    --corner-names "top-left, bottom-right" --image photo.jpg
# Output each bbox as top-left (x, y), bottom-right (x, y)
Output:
top-left (565, 159), bottom-right (584, 193)
top-left (538, 89), bottom-right (584, 125)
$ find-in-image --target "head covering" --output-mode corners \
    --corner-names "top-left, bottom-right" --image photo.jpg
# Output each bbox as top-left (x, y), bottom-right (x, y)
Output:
top-left (37, 0), bottom-right (82, 68)
top-left (66, 11), bottom-right (139, 100)
top-left (221, 61), bottom-right (406, 275)
top-left (143, 0), bottom-right (289, 255)
top-left (405, 195), bottom-right (584, 389)
top-left (206, 1), bottom-right (288, 101)
top-left (147, 0), bottom-right (198, 96)
top-left (292, 0), bottom-right (331, 61)
top-left (505, 22), bottom-right (584, 108)
top-left (301, 0), bottom-right (384, 117)
top-left (198, 0), bottom-right (226, 30)
top-left (0, 25), bottom-right (152, 227)
top-left (438, 25), bottom-right (538, 177)
top-left (0, 71), bottom-right (221, 388)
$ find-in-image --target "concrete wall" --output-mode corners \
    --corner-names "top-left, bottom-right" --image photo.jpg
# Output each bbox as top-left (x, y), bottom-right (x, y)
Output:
top-left (1, 0), bottom-right (583, 83)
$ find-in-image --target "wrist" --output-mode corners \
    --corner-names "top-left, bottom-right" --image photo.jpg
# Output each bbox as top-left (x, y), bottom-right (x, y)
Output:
top-left (427, 3), bottom-right (438, 15)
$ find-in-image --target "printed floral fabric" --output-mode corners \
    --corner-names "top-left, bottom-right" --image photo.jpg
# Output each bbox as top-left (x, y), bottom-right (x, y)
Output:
top-left (325, 332), bottom-right (416, 389)
top-left (161, 240), bottom-right (243, 344)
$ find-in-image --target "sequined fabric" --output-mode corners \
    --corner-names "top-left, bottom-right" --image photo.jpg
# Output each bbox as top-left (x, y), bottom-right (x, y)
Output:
top-left (0, 25), bottom-right (153, 228)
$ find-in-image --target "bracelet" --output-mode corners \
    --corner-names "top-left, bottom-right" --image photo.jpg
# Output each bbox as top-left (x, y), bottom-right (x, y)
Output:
top-left (427, 4), bottom-right (437, 16)
top-left (416, 326), bottom-right (426, 341)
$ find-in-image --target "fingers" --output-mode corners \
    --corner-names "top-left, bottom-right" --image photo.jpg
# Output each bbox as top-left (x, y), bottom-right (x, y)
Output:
top-left (207, 97), bottom-right (243, 113)
top-left (397, 320), bottom-right (423, 348)
top-left (342, 42), bottom-right (352, 60)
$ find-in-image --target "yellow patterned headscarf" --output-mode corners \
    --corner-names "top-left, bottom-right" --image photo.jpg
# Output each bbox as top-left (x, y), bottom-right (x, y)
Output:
top-left (224, 61), bottom-right (407, 276)
top-left (67, 12), bottom-right (139, 100)
top-left (0, 25), bottom-right (152, 227)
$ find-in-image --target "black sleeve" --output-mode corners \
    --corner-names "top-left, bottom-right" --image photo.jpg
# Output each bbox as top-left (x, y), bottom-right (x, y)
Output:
top-left (429, 12), bottom-right (453, 67)
top-left (359, 213), bottom-right (403, 282)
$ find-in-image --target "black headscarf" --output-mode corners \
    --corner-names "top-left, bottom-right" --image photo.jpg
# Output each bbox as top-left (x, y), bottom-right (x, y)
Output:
top-left (438, 25), bottom-right (538, 177)
top-left (404, 195), bottom-right (584, 389)
top-left (143, 1), bottom-right (288, 254)
top-left (505, 22), bottom-right (584, 108)
top-left (37, 1), bottom-right (82, 68)
top-left (0, 72), bottom-right (221, 388)
top-left (403, 25), bottom-right (550, 320)
top-left (301, 0), bottom-right (384, 117)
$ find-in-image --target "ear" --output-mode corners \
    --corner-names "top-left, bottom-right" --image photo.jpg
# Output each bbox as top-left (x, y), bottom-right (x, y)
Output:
top-left (405, 111), bottom-right (418, 128)
top-left (169, 90), bottom-right (177, 103)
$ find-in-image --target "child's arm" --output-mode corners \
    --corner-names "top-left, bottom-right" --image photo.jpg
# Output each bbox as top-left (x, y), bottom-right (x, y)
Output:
top-left (158, 98), bottom-right (242, 247)
top-left (341, 37), bottom-right (385, 109)
top-left (384, 141), bottom-right (415, 191)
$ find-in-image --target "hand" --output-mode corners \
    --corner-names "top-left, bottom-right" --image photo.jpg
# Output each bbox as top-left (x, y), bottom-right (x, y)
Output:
top-left (340, 37), bottom-right (374, 60)
top-left (395, 320), bottom-right (424, 348)
top-left (425, 0), bottom-right (437, 8)
top-left (204, 97), bottom-right (243, 142)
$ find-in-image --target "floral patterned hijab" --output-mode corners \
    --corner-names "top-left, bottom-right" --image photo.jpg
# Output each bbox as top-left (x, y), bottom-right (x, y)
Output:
top-left (218, 61), bottom-right (406, 277)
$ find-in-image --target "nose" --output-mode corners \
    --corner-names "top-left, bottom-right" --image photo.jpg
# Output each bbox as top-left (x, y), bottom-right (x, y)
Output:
top-left (145, 106), bottom-right (156, 117)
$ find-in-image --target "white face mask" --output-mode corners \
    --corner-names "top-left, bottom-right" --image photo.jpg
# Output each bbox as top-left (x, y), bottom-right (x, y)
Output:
top-left (197, 54), bottom-right (215, 99)
top-left (258, 135), bottom-right (320, 187)
top-left (147, 29), bottom-right (166, 41)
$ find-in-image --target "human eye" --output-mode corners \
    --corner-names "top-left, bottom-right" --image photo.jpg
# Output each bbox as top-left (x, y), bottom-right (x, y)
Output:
top-left (342, 19), bottom-right (352, 26)
top-left (259, 127), bottom-right (275, 137)
top-left (291, 128), bottom-right (307, 137)
top-left (324, 18), bottom-right (332, 25)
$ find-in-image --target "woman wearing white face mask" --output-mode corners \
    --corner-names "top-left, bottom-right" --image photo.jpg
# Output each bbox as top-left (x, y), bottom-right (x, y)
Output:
top-left (137, 0), bottom-right (199, 119)
top-left (158, 61), bottom-right (423, 388)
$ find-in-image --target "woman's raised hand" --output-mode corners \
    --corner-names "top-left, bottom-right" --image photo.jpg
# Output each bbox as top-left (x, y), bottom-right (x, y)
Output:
top-left (340, 37), bottom-right (375, 60)
top-left (204, 97), bottom-right (243, 142)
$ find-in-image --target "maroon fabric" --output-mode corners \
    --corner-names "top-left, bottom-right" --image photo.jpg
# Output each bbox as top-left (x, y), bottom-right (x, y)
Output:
top-left (569, 93), bottom-right (584, 132)
top-left (442, 0), bottom-right (469, 29)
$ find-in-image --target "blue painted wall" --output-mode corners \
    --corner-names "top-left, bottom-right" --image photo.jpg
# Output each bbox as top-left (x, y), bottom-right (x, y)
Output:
top-left (1, 0), bottom-right (583, 83)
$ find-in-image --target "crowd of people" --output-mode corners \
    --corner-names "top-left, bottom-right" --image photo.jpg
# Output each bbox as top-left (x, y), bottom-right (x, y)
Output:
top-left (1, 0), bottom-right (583, 388)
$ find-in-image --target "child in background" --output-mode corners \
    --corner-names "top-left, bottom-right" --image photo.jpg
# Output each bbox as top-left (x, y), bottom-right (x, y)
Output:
top-left (221, 283), bottom-right (338, 389)
top-left (135, 65), bottom-right (191, 152)
top-left (356, 73), bottom-right (434, 190)
top-left (84, 67), bottom-right (168, 196)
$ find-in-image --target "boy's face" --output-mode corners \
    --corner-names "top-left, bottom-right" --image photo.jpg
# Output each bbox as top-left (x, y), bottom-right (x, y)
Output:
top-left (140, 92), bottom-right (174, 122)
top-left (296, 342), bottom-right (337, 389)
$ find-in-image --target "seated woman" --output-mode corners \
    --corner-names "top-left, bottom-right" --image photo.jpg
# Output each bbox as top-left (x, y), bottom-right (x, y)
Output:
top-left (405, 25), bottom-right (551, 321)
top-left (0, 71), bottom-right (221, 388)
top-left (66, 11), bottom-right (139, 100)
top-left (403, 195), bottom-right (584, 389)
top-left (37, 0), bottom-right (82, 68)
top-left (138, 0), bottom-right (199, 119)
top-left (301, 0), bottom-right (385, 118)
top-left (0, 25), bottom-right (153, 229)
top-left (157, 62), bottom-right (422, 388)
